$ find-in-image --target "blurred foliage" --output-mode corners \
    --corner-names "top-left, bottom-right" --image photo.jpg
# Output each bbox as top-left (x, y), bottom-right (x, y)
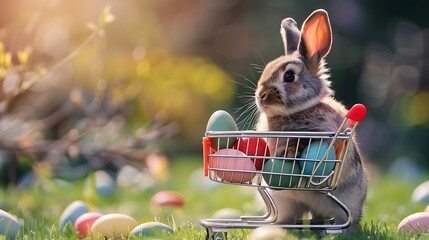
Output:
top-left (0, 3), bottom-right (183, 186)
top-left (136, 49), bottom-right (234, 142)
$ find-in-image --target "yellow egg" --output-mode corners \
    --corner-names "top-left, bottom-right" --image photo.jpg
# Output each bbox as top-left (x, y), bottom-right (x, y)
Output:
top-left (206, 110), bottom-right (238, 148)
top-left (91, 213), bottom-right (138, 239)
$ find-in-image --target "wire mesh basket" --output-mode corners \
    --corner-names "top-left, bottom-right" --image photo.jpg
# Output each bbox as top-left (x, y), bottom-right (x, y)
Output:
top-left (200, 104), bottom-right (367, 240)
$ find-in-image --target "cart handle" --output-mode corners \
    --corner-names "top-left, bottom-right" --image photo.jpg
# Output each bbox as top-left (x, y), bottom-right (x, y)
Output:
top-left (202, 137), bottom-right (211, 176)
top-left (310, 104), bottom-right (367, 186)
top-left (345, 103), bottom-right (367, 124)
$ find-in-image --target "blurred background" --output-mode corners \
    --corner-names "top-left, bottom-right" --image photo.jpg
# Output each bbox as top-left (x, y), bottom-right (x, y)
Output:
top-left (1, 0), bottom-right (429, 186)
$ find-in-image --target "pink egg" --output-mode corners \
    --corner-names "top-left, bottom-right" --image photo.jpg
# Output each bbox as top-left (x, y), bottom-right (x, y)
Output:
top-left (211, 149), bottom-right (256, 183)
top-left (74, 212), bottom-right (103, 238)
top-left (398, 212), bottom-right (429, 232)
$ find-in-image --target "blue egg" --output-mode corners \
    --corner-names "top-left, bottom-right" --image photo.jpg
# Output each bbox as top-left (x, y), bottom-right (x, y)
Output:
top-left (131, 222), bottom-right (173, 237)
top-left (0, 209), bottom-right (21, 240)
top-left (299, 141), bottom-right (336, 176)
top-left (95, 170), bottom-right (115, 197)
top-left (59, 200), bottom-right (89, 231)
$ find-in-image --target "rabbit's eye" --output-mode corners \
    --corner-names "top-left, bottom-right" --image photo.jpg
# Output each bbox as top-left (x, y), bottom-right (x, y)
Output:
top-left (283, 70), bottom-right (295, 82)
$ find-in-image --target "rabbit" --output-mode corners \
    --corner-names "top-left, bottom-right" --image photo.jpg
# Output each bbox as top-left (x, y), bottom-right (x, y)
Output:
top-left (254, 9), bottom-right (368, 231)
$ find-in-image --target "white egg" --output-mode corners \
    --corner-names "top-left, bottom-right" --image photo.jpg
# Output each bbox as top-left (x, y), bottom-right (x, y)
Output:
top-left (412, 180), bottom-right (429, 204)
top-left (248, 225), bottom-right (287, 240)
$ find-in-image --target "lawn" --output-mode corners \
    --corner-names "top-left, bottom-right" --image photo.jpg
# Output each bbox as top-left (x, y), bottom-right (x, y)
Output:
top-left (0, 155), bottom-right (428, 239)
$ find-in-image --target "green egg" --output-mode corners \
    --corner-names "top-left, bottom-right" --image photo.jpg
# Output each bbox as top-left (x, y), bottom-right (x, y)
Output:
top-left (263, 159), bottom-right (302, 188)
top-left (206, 110), bottom-right (238, 148)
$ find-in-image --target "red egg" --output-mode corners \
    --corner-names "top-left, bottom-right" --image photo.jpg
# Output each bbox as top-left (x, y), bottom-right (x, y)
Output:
top-left (233, 137), bottom-right (270, 170)
top-left (74, 212), bottom-right (103, 238)
top-left (151, 190), bottom-right (186, 208)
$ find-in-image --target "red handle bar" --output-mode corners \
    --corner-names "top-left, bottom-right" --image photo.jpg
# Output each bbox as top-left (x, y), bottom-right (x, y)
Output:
top-left (345, 104), bottom-right (367, 123)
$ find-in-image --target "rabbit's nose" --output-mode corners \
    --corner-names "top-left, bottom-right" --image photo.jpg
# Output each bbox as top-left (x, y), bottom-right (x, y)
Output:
top-left (259, 92), bottom-right (268, 101)
top-left (258, 90), bottom-right (271, 106)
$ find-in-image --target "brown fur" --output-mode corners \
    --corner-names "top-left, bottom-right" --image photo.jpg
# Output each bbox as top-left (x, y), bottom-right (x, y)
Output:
top-left (255, 9), bottom-right (368, 230)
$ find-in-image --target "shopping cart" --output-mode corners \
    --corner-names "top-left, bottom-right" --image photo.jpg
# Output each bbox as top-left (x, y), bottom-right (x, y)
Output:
top-left (200, 104), bottom-right (367, 240)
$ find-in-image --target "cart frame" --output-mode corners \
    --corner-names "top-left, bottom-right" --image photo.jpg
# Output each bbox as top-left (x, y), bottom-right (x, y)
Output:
top-left (200, 104), bottom-right (366, 239)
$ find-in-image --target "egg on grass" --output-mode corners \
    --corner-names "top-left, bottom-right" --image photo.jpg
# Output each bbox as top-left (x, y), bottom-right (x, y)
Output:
top-left (74, 212), bottom-right (104, 238)
top-left (412, 180), bottom-right (429, 205)
top-left (151, 190), bottom-right (186, 208)
top-left (59, 200), bottom-right (89, 231)
top-left (0, 209), bottom-right (21, 239)
top-left (91, 213), bottom-right (137, 239)
top-left (398, 212), bottom-right (429, 233)
top-left (131, 222), bottom-right (174, 238)
top-left (248, 225), bottom-right (287, 240)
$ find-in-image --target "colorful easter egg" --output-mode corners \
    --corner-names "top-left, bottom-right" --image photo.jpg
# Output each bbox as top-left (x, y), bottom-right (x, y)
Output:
top-left (59, 200), bottom-right (89, 231)
top-left (131, 222), bottom-right (173, 237)
top-left (95, 170), bottom-right (115, 196)
top-left (398, 212), bottom-right (429, 233)
top-left (206, 110), bottom-right (238, 148)
top-left (151, 191), bottom-right (186, 208)
top-left (211, 149), bottom-right (256, 183)
top-left (74, 212), bottom-right (103, 238)
top-left (248, 225), bottom-right (287, 240)
top-left (0, 209), bottom-right (21, 239)
top-left (263, 159), bottom-right (301, 188)
top-left (299, 141), bottom-right (336, 176)
top-left (212, 208), bottom-right (243, 219)
top-left (145, 153), bottom-right (170, 182)
top-left (91, 213), bottom-right (137, 239)
top-left (233, 137), bottom-right (270, 170)
top-left (412, 180), bottom-right (429, 204)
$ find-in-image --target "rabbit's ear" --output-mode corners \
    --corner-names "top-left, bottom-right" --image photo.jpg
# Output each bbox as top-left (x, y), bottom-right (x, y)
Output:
top-left (299, 9), bottom-right (332, 64)
top-left (281, 18), bottom-right (301, 55)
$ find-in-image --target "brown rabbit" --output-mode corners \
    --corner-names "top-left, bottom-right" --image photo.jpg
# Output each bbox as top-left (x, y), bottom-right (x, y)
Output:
top-left (255, 9), bottom-right (368, 230)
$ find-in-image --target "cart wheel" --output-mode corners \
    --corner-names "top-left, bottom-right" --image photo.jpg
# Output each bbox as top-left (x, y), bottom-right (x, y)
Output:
top-left (325, 229), bottom-right (343, 234)
top-left (212, 232), bottom-right (227, 240)
top-left (206, 228), bottom-right (227, 240)
top-left (205, 228), bottom-right (211, 240)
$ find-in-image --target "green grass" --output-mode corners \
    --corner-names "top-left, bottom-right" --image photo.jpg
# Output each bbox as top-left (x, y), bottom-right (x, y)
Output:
top-left (1, 156), bottom-right (429, 239)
